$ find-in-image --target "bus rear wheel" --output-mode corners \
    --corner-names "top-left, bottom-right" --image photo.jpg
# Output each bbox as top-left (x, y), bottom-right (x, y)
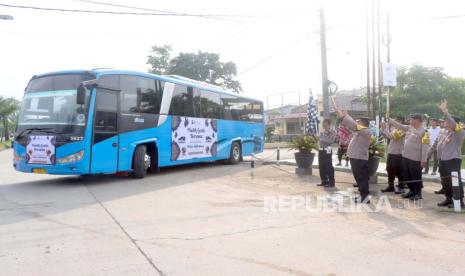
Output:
top-left (133, 145), bottom-right (149, 178)
top-left (228, 142), bottom-right (241, 164)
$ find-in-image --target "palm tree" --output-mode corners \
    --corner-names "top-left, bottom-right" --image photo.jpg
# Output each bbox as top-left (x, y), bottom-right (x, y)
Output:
top-left (0, 96), bottom-right (20, 141)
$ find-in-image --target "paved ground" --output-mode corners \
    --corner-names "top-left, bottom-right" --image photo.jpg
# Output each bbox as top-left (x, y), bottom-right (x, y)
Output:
top-left (1, 149), bottom-right (464, 276)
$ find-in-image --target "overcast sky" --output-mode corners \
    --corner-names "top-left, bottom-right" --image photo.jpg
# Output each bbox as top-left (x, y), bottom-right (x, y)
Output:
top-left (1, 0), bottom-right (465, 107)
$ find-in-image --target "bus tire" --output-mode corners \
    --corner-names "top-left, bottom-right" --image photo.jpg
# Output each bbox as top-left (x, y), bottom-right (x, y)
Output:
top-left (133, 145), bottom-right (148, 178)
top-left (228, 142), bottom-right (241, 164)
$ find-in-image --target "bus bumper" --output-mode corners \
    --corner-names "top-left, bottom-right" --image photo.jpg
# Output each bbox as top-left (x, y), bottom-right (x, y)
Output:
top-left (13, 143), bottom-right (90, 175)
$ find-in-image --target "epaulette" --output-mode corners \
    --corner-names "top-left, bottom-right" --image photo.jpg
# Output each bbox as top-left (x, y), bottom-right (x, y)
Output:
top-left (454, 122), bottom-right (464, 132)
top-left (421, 131), bottom-right (430, 145)
top-left (356, 125), bottom-right (367, 131)
top-left (392, 129), bottom-right (406, 140)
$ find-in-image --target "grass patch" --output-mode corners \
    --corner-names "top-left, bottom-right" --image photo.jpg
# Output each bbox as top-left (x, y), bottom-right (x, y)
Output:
top-left (0, 140), bottom-right (12, 150)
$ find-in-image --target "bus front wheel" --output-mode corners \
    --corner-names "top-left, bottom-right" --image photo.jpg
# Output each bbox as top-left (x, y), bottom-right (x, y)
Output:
top-left (228, 142), bottom-right (241, 164)
top-left (133, 145), bottom-right (149, 178)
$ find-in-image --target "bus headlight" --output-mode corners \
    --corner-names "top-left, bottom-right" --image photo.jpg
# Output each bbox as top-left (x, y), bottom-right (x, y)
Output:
top-left (57, 150), bottom-right (84, 164)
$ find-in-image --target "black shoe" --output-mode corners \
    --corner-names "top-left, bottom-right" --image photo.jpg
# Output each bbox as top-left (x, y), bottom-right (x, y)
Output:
top-left (430, 172), bottom-right (437, 176)
top-left (336, 163), bottom-right (342, 166)
top-left (317, 182), bottom-right (327, 186)
top-left (437, 199), bottom-right (453, 207)
top-left (395, 187), bottom-right (405, 194)
top-left (402, 191), bottom-right (415, 198)
top-left (324, 181), bottom-right (335, 188)
top-left (422, 171), bottom-right (428, 175)
top-left (355, 196), bottom-right (370, 204)
top-left (410, 193), bottom-right (422, 200)
top-left (434, 189), bottom-right (445, 195)
top-left (381, 185), bottom-right (395, 193)
top-left (353, 184), bottom-right (359, 188)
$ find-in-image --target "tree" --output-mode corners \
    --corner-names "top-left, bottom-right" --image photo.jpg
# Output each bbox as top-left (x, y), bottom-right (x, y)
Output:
top-left (0, 97), bottom-right (20, 141)
top-left (390, 65), bottom-right (465, 120)
top-left (147, 44), bottom-right (172, 75)
top-left (147, 45), bottom-right (242, 93)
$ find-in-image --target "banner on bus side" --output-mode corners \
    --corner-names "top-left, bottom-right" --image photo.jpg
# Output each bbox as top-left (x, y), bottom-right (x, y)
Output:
top-left (26, 135), bottom-right (56, 165)
top-left (171, 116), bottom-right (218, 161)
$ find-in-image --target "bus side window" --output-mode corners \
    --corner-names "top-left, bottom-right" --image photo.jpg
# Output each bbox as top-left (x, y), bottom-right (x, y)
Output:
top-left (120, 76), bottom-right (163, 114)
top-left (201, 90), bottom-right (221, 119)
top-left (221, 94), bottom-right (237, 120)
top-left (169, 85), bottom-right (195, 117)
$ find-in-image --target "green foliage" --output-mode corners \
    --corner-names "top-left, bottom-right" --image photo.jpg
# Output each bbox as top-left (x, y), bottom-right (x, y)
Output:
top-left (0, 97), bottom-right (20, 141)
top-left (369, 137), bottom-right (386, 159)
top-left (147, 45), bottom-right (242, 93)
top-left (288, 135), bottom-right (319, 154)
top-left (391, 65), bottom-right (465, 120)
top-left (265, 125), bottom-right (275, 143)
top-left (147, 44), bottom-right (172, 75)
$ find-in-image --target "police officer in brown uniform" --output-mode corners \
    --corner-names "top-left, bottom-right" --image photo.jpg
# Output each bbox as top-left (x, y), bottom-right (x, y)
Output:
top-left (380, 116), bottom-right (406, 193)
top-left (317, 118), bottom-right (337, 187)
top-left (436, 100), bottom-right (465, 207)
top-left (336, 109), bottom-right (372, 203)
top-left (388, 114), bottom-right (430, 200)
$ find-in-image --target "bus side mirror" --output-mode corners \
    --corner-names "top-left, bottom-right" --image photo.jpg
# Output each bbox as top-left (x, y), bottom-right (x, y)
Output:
top-left (77, 85), bottom-right (86, 105)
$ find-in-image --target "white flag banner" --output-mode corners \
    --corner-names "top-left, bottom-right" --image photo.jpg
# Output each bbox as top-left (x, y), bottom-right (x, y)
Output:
top-left (382, 63), bottom-right (397, 87)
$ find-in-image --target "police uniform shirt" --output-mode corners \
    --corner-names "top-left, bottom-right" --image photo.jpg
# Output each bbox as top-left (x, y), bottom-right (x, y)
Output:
top-left (319, 129), bottom-right (337, 149)
top-left (382, 127), bottom-right (405, 155)
top-left (342, 115), bottom-right (372, 160)
top-left (388, 118), bottom-right (430, 162)
top-left (431, 128), bottom-right (447, 160)
top-left (437, 111), bottom-right (465, 161)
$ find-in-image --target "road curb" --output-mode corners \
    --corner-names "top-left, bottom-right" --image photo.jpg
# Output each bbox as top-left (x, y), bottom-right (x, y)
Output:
top-left (262, 160), bottom-right (442, 184)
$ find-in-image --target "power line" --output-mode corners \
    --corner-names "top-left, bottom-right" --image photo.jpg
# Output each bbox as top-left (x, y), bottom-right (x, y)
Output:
top-left (0, 3), bottom-right (236, 20)
top-left (72, 0), bottom-right (228, 21)
top-left (0, 3), bottom-right (315, 19)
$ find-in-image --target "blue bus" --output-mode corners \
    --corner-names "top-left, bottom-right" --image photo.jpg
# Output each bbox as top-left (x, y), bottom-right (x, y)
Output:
top-left (13, 69), bottom-right (264, 178)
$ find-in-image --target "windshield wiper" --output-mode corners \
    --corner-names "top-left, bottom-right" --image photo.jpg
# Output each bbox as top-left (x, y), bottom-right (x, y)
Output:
top-left (15, 127), bottom-right (55, 140)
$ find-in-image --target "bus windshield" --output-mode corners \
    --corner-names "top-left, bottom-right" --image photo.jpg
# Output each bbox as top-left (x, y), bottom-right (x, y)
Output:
top-left (17, 74), bottom-right (93, 135)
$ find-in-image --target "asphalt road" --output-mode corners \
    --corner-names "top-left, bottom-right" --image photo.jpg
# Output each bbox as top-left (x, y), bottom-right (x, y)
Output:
top-left (1, 149), bottom-right (464, 276)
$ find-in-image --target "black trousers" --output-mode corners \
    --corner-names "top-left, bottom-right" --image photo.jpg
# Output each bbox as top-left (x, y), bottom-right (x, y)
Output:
top-left (350, 158), bottom-right (369, 197)
top-left (425, 149), bottom-right (438, 173)
top-left (337, 145), bottom-right (349, 163)
top-left (386, 154), bottom-right (404, 187)
top-left (318, 149), bottom-right (335, 183)
top-left (402, 158), bottom-right (423, 193)
top-left (439, 159), bottom-right (464, 200)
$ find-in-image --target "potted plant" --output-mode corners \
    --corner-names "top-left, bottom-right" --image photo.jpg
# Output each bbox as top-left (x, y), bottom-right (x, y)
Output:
top-left (288, 135), bottom-right (318, 169)
top-left (368, 136), bottom-right (386, 177)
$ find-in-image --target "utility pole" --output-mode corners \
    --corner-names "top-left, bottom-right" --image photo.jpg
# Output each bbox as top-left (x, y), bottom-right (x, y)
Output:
top-left (319, 8), bottom-right (330, 117)
top-left (371, 0), bottom-right (376, 120)
top-left (377, 0), bottom-right (382, 120)
top-left (385, 12), bottom-right (391, 118)
top-left (365, 0), bottom-right (371, 118)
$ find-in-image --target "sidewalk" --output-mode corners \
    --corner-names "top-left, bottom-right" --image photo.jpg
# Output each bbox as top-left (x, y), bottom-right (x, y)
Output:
top-left (260, 151), bottom-right (465, 184)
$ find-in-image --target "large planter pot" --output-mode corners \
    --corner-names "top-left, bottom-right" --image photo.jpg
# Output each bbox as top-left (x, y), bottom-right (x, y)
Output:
top-left (367, 156), bottom-right (380, 177)
top-left (294, 152), bottom-right (315, 169)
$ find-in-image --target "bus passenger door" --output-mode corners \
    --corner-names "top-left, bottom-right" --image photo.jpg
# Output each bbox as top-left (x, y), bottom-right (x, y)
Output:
top-left (91, 90), bottom-right (119, 174)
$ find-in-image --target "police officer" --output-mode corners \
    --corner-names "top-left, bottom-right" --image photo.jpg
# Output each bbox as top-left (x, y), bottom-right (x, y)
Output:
top-left (431, 120), bottom-right (448, 195)
top-left (336, 109), bottom-right (372, 203)
top-left (436, 99), bottom-right (465, 207)
top-left (388, 114), bottom-right (430, 200)
top-left (317, 118), bottom-right (337, 188)
top-left (380, 116), bottom-right (406, 193)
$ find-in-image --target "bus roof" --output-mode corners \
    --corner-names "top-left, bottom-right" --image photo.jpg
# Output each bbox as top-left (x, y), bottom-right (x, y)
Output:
top-left (32, 69), bottom-right (262, 103)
